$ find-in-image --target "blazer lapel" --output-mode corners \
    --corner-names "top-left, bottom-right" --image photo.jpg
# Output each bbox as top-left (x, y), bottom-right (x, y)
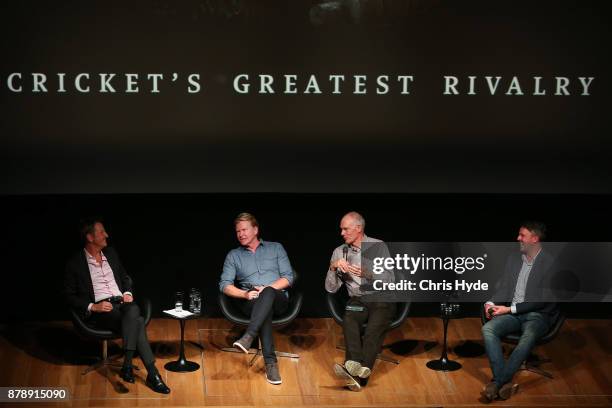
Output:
top-left (525, 251), bottom-right (549, 299)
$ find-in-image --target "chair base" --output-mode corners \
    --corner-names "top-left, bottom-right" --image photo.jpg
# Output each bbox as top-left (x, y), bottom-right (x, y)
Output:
top-left (521, 355), bottom-right (553, 379)
top-left (504, 346), bottom-right (554, 379)
top-left (82, 357), bottom-right (124, 375)
top-left (221, 346), bottom-right (299, 366)
top-left (81, 339), bottom-right (140, 376)
top-left (335, 344), bottom-right (400, 365)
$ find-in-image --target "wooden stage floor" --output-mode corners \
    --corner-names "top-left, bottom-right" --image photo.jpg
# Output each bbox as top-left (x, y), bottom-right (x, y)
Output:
top-left (1, 317), bottom-right (611, 407)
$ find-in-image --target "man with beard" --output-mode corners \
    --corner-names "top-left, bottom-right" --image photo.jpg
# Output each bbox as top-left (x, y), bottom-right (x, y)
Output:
top-left (481, 221), bottom-right (558, 402)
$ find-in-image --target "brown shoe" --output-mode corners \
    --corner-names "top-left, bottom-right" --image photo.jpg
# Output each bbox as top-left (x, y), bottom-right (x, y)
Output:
top-left (498, 383), bottom-right (519, 400)
top-left (481, 381), bottom-right (498, 402)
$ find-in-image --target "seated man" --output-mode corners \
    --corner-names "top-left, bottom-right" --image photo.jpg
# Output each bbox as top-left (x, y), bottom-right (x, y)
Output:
top-left (481, 221), bottom-right (558, 402)
top-left (219, 212), bottom-right (294, 385)
top-left (64, 218), bottom-right (170, 394)
top-left (325, 211), bottom-right (395, 392)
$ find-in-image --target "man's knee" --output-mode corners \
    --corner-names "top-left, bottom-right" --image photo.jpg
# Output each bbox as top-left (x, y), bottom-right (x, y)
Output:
top-left (261, 286), bottom-right (277, 297)
top-left (342, 312), bottom-right (360, 329)
top-left (123, 303), bottom-right (141, 319)
top-left (365, 315), bottom-right (391, 335)
top-left (521, 324), bottom-right (547, 343)
top-left (482, 321), bottom-right (497, 339)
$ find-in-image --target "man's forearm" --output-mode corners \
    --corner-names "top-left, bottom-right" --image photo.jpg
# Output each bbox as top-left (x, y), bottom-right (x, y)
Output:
top-left (269, 277), bottom-right (290, 290)
top-left (223, 284), bottom-right (248, 299)
top-left (325, 267), bottom-right (342, 293)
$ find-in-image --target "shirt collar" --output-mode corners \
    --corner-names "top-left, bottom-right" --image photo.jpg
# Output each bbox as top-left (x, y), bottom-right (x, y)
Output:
top-left (521, 247), bottom-right (541, 265)
top-left (84, 248), bottom-right (107, 262)
top-left (240, 239), bottom-right (264, 251)
top-left (348, 235), bottom-right (369, 252)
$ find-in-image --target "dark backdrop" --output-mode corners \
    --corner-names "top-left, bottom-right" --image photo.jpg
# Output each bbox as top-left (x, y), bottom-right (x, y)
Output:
top-left (1, 1), bottom-right (611, 194)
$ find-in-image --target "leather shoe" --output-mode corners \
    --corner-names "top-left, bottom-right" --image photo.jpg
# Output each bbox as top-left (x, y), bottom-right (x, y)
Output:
top-left (145, 373), bottom-right (171, 394)
top-left (498, 383), bottom-right (519, 400)
top-left (119, 366), bottom-right (135, 383)
top-left (481, 381), bottom-right (498, 402)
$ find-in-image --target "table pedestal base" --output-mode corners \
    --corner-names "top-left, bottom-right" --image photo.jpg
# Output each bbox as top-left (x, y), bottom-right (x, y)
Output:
top-left (165, 359), bottom-right (200, 372)
top-left (426, 357), bottom-right (462, 371)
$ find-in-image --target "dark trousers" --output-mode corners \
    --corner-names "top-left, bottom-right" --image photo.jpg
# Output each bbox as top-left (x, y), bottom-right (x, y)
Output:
top-left (342, 298), bottom-right (395, 370)
top-left (237, 287), bottom-right (289, 364)
top-left (89, 302), bottom-right (155, 367)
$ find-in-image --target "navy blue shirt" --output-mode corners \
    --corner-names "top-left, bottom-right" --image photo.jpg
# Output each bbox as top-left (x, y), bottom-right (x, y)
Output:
top-left (219, 240), bottom-right (294, 293)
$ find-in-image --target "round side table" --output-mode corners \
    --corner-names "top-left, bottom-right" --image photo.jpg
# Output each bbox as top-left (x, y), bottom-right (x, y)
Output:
top-left (426, 303), bottom-right (462, 371)
top-left (164, 312), bottom-right (201, 372)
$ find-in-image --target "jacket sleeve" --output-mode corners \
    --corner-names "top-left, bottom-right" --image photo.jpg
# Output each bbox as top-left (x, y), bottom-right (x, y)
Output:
top-left (514, 253), bottom-right (555, 314)
top-left (514, 302), bottom-right (550, 314)
top-left (64, 254), bottom-right (91, 319)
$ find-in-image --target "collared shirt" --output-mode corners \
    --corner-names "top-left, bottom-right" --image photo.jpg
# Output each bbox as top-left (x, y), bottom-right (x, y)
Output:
top-left (510, 249), bottom-right (541, 313)
top-left (325, 235), bottom-right (383, 298)
top-left (219, 240), bottom-right (294, 293)
top-left (85, 249), bottom-right (123, 303)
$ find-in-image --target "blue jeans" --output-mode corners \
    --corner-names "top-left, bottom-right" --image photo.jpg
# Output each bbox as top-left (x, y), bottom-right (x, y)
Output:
top-left (481, 312), bottom-right (549, 387)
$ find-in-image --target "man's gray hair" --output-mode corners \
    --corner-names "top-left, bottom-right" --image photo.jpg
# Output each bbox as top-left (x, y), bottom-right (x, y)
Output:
top-left (345, 211), bottom-right (365, 229)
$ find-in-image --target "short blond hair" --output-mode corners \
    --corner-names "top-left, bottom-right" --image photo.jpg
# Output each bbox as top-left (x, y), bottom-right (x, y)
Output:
top-left (234, 212), bottom-right (259, 228)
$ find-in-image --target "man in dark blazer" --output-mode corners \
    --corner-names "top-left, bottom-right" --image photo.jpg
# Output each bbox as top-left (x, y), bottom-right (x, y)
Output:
top-left (481, 221), bottom-right (558, 401)
top-left (64, 218), bottom-right (170, 394)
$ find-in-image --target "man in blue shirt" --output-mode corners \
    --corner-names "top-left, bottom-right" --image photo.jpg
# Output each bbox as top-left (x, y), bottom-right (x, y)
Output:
top-left (219, 212), bottom-right (294, 385)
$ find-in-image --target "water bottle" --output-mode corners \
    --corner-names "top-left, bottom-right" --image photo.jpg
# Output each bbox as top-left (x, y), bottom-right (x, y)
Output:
top-left (189, 288), bottom-right (196, 312)
top-left (193, 290), bottom-right (201, 314)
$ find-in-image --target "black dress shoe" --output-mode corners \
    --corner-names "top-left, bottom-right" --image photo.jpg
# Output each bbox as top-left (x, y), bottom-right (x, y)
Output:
top-left (119, 366), bottom-right (135, 383)
top-left (145, 373), bottom-right (171, 394)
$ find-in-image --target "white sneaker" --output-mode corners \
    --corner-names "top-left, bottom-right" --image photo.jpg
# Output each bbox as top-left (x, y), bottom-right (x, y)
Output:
top-left (344, 360), bottom-right (371, 379)
top-left (333, 363), bottom-right (361, 391)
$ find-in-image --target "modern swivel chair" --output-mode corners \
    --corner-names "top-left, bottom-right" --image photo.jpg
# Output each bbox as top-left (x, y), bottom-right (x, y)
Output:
top-left (480, 306), bottom-right (565, 378)
top-left (326, 285), bottom-right (411, 364)
top-left (70, 294), bottom-right (152, 375)
top-left (218, 272), bottom-right (303, 366)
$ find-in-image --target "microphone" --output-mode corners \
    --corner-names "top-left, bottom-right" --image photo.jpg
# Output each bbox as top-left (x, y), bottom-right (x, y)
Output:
top-left (336, 245), bottom-right (349, 280)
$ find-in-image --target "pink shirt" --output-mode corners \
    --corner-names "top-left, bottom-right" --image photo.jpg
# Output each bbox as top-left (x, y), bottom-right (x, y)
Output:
top-left (85, 249), bottom-right (126, 304)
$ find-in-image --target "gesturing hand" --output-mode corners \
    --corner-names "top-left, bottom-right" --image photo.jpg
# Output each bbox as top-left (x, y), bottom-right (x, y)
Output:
top-left (331, 259), bottom-right (351, 273)
top-left (346, 264), bottom-right (362, 277)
